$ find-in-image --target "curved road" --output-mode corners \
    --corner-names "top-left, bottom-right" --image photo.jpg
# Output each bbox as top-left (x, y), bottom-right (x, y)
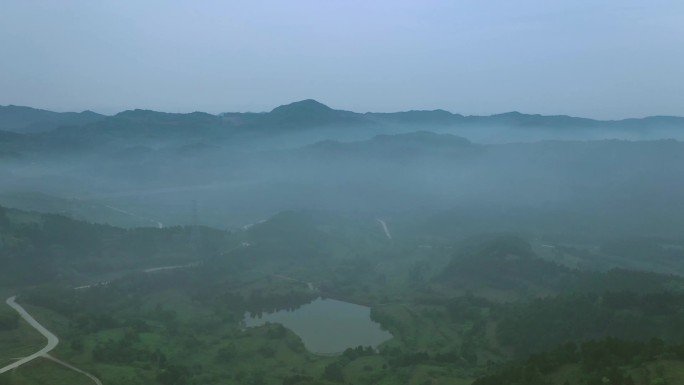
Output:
top-left (0, 296), bottom-right (58, 375)
top-left (1, 296), bottom-right (102, 384)
top-left (377, 219), bottom-right (392, 240)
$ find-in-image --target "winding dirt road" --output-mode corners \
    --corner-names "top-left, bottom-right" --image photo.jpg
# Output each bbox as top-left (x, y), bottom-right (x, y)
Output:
top-left (0, 296), bottom-right (58, 375)
top-left (0, 296), bottom-right (102, 384)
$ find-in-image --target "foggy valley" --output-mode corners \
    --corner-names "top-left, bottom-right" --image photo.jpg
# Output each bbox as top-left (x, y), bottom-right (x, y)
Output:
top-left (2, 99), bottom-right (684, 385)
top-left (2, 2), bottom-right (684, 385)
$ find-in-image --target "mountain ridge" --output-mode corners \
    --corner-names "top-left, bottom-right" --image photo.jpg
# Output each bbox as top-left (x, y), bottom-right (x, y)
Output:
top-left (5, 99), bottom-right (684, 125)
top-left (2, 100), bottom-right (683, 148)
top-left (0, 105), bottom-right (106, 134)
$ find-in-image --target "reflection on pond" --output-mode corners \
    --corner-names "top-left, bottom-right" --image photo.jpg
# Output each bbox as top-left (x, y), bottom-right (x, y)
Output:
top-left (244, 297), bottom-right (392, 354)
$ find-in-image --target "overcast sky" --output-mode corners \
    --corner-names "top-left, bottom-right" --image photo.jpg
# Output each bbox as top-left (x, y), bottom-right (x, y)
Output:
top-left (1, 1), bottom-right (683, 118)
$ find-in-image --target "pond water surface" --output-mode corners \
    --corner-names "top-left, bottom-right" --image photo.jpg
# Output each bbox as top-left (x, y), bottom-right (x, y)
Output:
top-left (243, 297), bottom-right (392, 354)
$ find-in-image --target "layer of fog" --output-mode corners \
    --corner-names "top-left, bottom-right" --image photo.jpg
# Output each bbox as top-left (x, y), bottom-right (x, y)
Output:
top-left (2, 129), bottom-right (683, 240)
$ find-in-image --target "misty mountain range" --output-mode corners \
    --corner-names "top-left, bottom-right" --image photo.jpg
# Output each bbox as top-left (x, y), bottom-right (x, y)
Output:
top-left (2, 99), bottom-right (684, 148)
top-left (1, 99), bottom-right (683, 237)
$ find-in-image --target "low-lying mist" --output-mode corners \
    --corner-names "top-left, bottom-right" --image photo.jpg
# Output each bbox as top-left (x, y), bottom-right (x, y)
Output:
top-left (2, 115), bottom-right (683, 239)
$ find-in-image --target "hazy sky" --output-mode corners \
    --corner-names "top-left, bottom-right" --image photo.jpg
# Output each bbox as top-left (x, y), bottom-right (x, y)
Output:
top-left (1, 1), bottom-right (683, 118)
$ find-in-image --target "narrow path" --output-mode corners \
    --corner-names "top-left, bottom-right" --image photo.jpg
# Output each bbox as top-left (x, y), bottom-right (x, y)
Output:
top-left (44, 354), bottom-right (102, 385)
top-left (376, 218), bottom-right (392, 240)
top-left (143, 263), bottom-right (196, 273)
top-left (1, 297), bottom-right (102, 385)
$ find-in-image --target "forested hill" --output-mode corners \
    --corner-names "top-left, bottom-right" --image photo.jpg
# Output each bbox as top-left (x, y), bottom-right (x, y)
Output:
top-left (0, 105), bottom-right (105, 134)
top-left (3, 206), bottom-right (684, 384)
top-left (0, 205), bottom-right (229, 287)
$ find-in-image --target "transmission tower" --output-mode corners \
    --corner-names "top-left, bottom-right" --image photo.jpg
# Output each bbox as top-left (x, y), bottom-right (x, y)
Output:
top-left (190, 199), bottom-right (201, 255)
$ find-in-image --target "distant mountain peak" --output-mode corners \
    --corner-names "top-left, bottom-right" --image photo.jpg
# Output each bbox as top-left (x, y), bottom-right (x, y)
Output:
top-left (115, 108), bottom-right (161, 116)
top-left (262, 99), bottom-right (369, 128)
top-left (492, 111), bottom-right (524, 117)
top-left (270, 99), bottom-right (333, 115)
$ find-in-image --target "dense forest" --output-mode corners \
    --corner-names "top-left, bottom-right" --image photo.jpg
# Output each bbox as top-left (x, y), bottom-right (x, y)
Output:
top-left (2, 205), bottom-right (684, 384)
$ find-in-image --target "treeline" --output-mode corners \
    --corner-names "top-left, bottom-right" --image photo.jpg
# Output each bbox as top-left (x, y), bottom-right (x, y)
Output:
top-left (22, 262), bottom-right (318, 332)
top-left (496, 291), bottom-right (684, 357)
top-left (474, 337), bottom-right (683, 385)
top-left (308, 343), bottom-right (479, 385)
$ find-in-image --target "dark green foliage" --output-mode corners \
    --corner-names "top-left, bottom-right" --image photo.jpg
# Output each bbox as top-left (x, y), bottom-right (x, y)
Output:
top-left (572, 269), bottom-right (683, 294)
top-left (243, 211), bottom-right (332, 261)
top-left (0, 311), bottom-right (19, 330)
top-left (602, 291), bottom-right (684, 316)
top-left (93, 334), bottom-right (150, 364)
top-left (70, 337), bottom-right (84, 353)
top-left (156, 364), bottom-right (192, 385)
top-left (473, 337), bottom-right (674, 385)
top-left (496, 292), bottom-right (684, 357)
top-left (440, 235), bottom-right (573, 291)
top-left (258, 344), bottom-right (277, 358)
top-left (282, 374), bottom-right (315, 385)
top-left (444, 295), bottom-right (491, 323)
top-left (215, 344), bottom-right (235, 363)
top-left (342, 345), bottom-right (375, 361)
top-left (322, 362), bottom-right (345, 383)
top-left (266, 324), bottom-right (288, 339)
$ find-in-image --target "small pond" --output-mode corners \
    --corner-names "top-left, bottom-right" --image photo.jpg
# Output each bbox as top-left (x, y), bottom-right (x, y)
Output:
top-left (243, 297), bottom-right (392, 354)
